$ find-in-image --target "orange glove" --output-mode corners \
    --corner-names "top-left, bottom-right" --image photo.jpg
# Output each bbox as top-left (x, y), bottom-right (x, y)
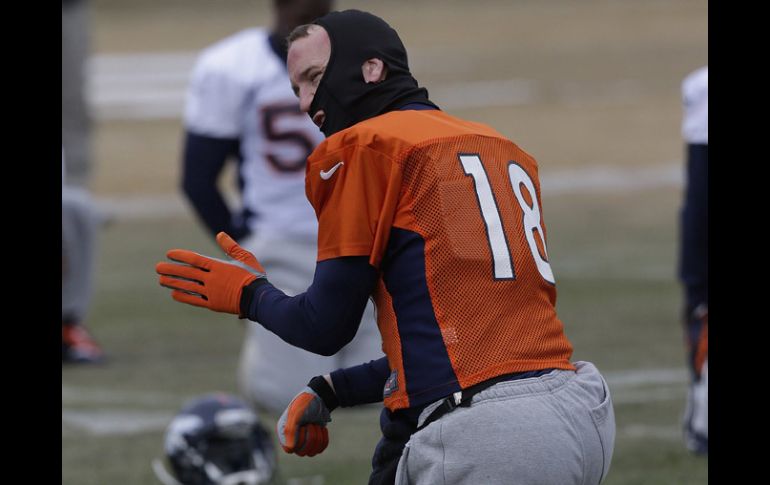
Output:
top-left (277, 387), bottom-right (331, 457)
top-left (277, 376), bottom-right (338, 457)
top-left (156, 232), bottom-right (266, 315)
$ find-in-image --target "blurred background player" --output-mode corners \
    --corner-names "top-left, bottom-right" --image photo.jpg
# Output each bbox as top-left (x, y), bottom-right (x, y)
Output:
top-left (678, 65), bottom-right (708, 455)
top-left (62, 150), bottom-right (104, 363)
top-left (62, 0), bottom-right (91, 187)
top-left (180, 0), bottom-right (382, 414)
top-left (62, 0), bottom-right (105, 363)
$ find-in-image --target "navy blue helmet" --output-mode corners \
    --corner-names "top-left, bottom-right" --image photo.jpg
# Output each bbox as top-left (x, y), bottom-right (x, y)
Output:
top-left (152, 393), bottom-right (276, 485)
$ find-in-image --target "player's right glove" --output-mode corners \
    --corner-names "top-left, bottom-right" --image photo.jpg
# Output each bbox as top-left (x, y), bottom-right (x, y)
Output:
top-left (277, 376), bottom-right (339, 457)
top-left (156, 232), bottom-right (267, 317)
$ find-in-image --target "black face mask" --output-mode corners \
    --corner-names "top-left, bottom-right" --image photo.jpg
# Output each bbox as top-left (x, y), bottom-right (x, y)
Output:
top-left (311, 10), bottom-right (437, 137)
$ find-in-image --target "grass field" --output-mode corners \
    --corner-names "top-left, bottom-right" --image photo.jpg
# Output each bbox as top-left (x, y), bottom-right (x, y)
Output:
top-left (63, 1), bottom-right (708, 483)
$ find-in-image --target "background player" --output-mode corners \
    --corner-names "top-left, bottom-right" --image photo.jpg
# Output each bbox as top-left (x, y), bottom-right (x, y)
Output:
top-left (62, 0), bottom-right (105, 363)
top-left (158, 10), bottom-right (615, 484)
top-left (62, 150), bottom-right (105, 363)
top-left (180, 0), bottom-right (381, 414)
top-left (678, 65), bottom-right (708, 455)
top-left (62, 0), bottom-right (91, 187)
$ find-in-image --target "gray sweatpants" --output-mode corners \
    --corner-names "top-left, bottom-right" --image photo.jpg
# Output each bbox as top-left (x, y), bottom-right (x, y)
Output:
top-left (395, 361), bottom-right (615, 485)
top-left (62, 0), bottom-right (92, 187)
top-left (62, 186), bottom-right (99, 322)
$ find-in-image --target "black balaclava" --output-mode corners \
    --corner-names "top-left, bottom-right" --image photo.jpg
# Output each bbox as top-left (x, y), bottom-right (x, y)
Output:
top-left (311, 10), bottom-right (438, 137)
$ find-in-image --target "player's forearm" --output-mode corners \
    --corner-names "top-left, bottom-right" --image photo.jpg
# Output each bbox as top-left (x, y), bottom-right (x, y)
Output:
top-left (183, 183), bottom-right (245, 239)
top-left (241, 256), bottom-right (378, 355)
top-left (329, 357), bottom-right (390, 407)
top-left (181, 131), bottom-right (248, 239)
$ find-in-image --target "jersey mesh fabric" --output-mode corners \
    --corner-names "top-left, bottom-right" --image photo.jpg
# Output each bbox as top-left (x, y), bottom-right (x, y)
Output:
top-left (307, 110), bottom-right (574, 411)
top-left (380, 135), bottom-right (573, 409)
top-left (372, 280), bottom-right (406, 399)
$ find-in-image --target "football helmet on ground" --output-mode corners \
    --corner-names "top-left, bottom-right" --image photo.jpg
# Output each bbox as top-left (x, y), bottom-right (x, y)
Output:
top-left (152, 393), bottom-right (276, 485)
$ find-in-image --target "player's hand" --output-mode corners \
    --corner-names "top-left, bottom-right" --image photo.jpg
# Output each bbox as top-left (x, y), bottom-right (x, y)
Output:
top-left (278, 377), bottom-right (338, 457)
top-left (156, 232), bottom-right (266, 316)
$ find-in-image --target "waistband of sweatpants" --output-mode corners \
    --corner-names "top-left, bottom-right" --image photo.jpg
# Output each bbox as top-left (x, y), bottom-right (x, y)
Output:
top-left (416, 368), bottom-right (561, 431)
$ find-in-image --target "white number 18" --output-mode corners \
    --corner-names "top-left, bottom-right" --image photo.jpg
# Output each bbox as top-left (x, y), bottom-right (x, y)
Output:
top-left (459, 154), bottom-right (555, 284)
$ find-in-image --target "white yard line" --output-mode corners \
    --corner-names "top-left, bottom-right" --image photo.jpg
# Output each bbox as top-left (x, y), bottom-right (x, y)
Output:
top-left (88, 51), bottom-right (682, 219)
top-left (62, 367), bottom-right (689, 436)
top-left (540, 163), bottom-right (682, 196)
top-left (94, 193), bottom-right (188, 220)
top-left (430, 79), bottom-right (541, 110)
top-left (87, 51), bottom-right (648, 120)
top-left (61, 384), bottom-right (181, 407)
top-left (618, 424), bottom-right (682, 441)
top-left (611, 387), bottom-right (685, 405)
top-left (88, 52), bottom-right (194, 121)
top-left (604, 368), bottom-right (688, 388)
top-left (93, 163), bottom-right (682, 221)
top-left (62, 409), bottom-right (173, 436)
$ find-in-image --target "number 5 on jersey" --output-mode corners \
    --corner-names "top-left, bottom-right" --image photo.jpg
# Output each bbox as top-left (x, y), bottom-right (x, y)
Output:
top-left (459, 154), bottom-right (555, 284)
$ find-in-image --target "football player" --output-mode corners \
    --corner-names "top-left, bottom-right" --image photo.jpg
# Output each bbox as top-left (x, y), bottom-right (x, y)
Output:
top-left (62, 150), bottom-right (105, 363)
top-left (160, 10), bottom-right (616, 484)
top-left (180, 0), bottom-right (382, 414)
top-left (679, 65), bottom-right (708, 455)
top-left (62, 0), bottom-right (105, 364)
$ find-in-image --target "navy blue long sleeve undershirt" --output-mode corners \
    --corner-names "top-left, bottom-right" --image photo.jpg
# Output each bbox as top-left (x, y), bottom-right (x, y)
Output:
top-left (330, 356), bottom-right (391, 407)
top-left (678, 143), bottom-right (708, 309)
top-left (238, 104), bottom-right (441, 407)
top-left (242, 256), bottom-right (388, 406)
top-left (181, 132), bottom-right (251, 241)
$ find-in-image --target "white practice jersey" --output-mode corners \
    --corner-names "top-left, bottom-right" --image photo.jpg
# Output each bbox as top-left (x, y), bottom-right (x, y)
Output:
top-left (681, 66), bottom-right (708, 145)
top-left (184, 28), bottom-right (325, 240)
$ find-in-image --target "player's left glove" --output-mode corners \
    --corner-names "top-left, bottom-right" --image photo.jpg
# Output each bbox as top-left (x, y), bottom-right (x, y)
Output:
top-left (277, 376), bottom-right (339, 457)
top-left (156, 232), bottom-right (267, 316)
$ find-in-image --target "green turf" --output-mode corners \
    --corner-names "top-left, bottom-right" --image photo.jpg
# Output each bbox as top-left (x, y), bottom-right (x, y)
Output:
top-left (63, 188), bottom-right (707, 484)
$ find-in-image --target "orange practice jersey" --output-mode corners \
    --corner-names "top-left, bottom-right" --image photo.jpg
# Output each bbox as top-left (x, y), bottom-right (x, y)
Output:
top-left (306, 110), bottom-right (574, 411)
